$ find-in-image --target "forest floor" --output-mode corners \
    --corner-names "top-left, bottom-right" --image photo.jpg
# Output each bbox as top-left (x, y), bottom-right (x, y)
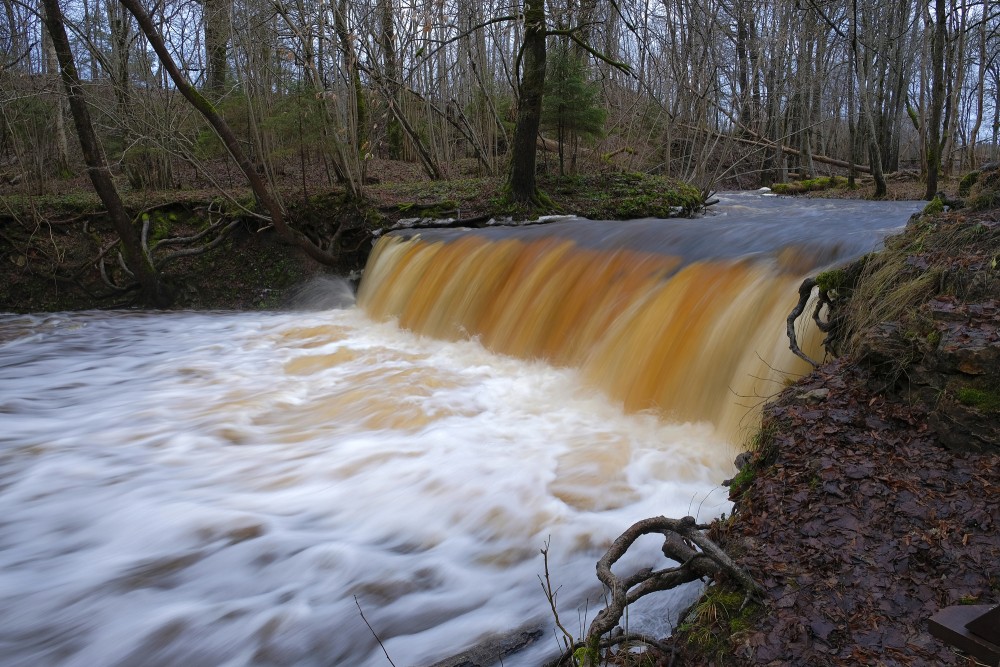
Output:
top-left (0, 154), bottom-right (952, 313)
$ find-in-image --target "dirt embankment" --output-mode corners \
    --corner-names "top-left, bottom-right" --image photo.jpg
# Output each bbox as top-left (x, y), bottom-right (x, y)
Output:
top-left (672, 176), bottom-right (1000, 666)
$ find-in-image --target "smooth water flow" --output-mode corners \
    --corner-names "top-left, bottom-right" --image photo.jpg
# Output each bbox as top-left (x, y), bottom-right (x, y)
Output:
top-left (0, 194), bottom-right (923, 666)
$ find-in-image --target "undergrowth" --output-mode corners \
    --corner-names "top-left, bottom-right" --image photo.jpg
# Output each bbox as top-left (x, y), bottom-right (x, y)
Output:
top-left (674, 584), bottom-right (761, 664)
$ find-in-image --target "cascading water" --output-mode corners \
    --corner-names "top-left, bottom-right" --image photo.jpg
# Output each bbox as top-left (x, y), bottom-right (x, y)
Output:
top-left (358, 193), bottom-right (922, 438)
top-left (0, 193), bottom-right (922, 666)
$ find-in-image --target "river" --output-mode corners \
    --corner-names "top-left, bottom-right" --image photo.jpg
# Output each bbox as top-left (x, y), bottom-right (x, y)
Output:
top-left (0, 193), bottom-right (923, 666)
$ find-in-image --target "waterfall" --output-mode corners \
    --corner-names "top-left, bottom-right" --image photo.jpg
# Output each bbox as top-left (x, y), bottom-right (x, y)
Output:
top-left (358, 230), bottom-right (820, 440)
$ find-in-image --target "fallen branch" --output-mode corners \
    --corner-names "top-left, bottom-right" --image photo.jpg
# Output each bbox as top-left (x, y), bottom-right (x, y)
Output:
top-left (355, 596), bottom-right (396, 667)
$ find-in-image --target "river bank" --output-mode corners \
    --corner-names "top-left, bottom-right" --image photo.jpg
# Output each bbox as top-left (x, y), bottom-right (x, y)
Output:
top-left (0, 169), bottom-right (700, 313)
top-left (667, 189), bottom-right (1000, 665)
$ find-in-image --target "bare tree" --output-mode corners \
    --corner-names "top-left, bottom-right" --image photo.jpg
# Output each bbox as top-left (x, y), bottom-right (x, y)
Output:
top-left (40, 0), bottom-right (166, 304)
top-left (119, 0), bottom-right (347, 266)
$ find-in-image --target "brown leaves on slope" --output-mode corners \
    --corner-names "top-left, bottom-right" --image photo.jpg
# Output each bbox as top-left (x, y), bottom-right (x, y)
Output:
top-left (718, 360), bottom-right (999, 666)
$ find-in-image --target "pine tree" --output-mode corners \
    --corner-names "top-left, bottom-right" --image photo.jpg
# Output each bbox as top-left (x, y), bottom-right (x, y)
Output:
top-left (541, 44), bottom-right (606, 175)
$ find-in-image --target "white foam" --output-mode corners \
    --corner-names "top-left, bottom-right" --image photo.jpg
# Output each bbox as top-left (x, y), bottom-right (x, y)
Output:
top-left (0, 309), bottom-right (731, 666)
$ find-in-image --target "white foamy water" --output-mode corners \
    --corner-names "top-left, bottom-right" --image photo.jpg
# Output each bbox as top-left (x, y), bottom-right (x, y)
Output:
top-left (0, 305), bottom-right (732, 667)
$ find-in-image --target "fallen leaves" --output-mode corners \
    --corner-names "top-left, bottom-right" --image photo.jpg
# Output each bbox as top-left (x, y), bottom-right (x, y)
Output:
top-left (717, 360), bottom-right (1000, 666)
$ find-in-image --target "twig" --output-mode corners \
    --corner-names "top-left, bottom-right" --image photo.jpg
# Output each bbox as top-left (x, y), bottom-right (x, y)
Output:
top-left (539, 538), bottom-right (576, 649)
top-left (354, 596), bottom-right (397, 667)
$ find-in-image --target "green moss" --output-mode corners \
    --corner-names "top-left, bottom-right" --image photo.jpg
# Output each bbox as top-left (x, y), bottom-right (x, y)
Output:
top-left (956, 387), bottom-right (1000, 413)
top-left (770, 176), bottom-right (846, 196)
top-left (958, 171), bottom-right (980, 197)
top-left (728, 466), bottom-right (755, 493)
top-left (968, 169), bottom-right (1000, 211)
top-left (922, 196), bottom-right (945, 215)
top-left (491, 172), bottom-right (702, 219)
top-left (184, 84), bottom-right (218, 115)
top-left (968, 189), bottom-right (1000, 212)
top-left (816, 268), bottom-right (848, 293)
top-left (2, 192), bottom-right (103, 217)
top-left (728, 422), bottom-right (779, 498)
top-left (572, 645), bottom-right (599, 667)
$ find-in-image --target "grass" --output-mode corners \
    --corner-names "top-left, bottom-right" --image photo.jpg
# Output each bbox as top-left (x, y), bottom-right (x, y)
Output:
top-left (676, 584), bottom-right (761, 662)
top-left (728, 421), bottom-right (780, 498)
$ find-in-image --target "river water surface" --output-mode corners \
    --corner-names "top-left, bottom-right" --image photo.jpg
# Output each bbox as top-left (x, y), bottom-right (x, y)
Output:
top-left (0, 193), bottom-right (923, 666)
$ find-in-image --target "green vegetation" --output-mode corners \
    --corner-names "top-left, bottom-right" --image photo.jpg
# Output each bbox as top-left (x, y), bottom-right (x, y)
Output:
top-left (553, 173), bottom-right (703, 220)
top-left (967, 168), bottom-right (1000, 211)
top-left (728, 422), bottom-right (779, 498)
top-left (486, 171), bottom-right (702, 219)
top-left (958, 170), bottom-right (979, 197)
top-left (816, 268), bottom-right (848, 293)
top-left (542, 43), bottom-right (607, 176)
top-left (771, 176), bottom-right (848, 195)
top-left (956, 386), bottom-right (1000, 413)
top-left (922, 195), bottom-right (944, 215)
top-left (676, 584), bottom-right (761, 661)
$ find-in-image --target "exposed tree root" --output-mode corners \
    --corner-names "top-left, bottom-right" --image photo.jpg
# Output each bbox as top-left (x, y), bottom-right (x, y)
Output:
top-left (547, 515), bottom-right (762, 667)
top-left (787, 277), bottom-right (820, 366)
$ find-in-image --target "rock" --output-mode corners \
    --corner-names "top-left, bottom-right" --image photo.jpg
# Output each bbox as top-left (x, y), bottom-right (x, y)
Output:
top-left (797, 388), bottom-right (830, 403)
top-left (735, 451), bottom-right (753, 470)
top-left (423, 626), bottom-right (544, 667)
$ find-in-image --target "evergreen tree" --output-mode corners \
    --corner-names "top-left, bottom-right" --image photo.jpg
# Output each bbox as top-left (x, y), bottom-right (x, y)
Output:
top-left (541, 44), bottom-right (606, 175)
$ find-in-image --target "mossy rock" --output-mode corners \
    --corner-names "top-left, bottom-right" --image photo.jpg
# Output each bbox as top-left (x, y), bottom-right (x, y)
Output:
top-left (967, 164), bottom-right (1000, 211)
top-left (958, 170), bottom-right (980, 197)
top-left (771, 176), bottom-right (847, 196)
top-left (956, 385), bottom-right (1000, 414)
top-left (922, 196), bottom-right (945, 215)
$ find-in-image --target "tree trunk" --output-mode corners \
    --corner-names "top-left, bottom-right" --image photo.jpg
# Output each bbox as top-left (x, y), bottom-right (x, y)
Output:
top-left (40, 7), bottom-right (70, 176)
top-left (925, 0), bottom-right (946, 199)
top-left (203, 0), bottom-right (229, 93)
top-left (508, 0), bottom-right (546, 202)
top-left (852, 0), bottom-right (886, 197)
top-left (377, 0), bottom-right (402, 159)
top-left (40, 0), bottom-right (166, 305)
top-left (966, 0), bottom-right (988, 169)
top-left (847, 46), bottom-right (858, 188)
top-left (332, 0), bottom-right (368, 185)
top-left (940, 0), bottom-right (965, 177)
